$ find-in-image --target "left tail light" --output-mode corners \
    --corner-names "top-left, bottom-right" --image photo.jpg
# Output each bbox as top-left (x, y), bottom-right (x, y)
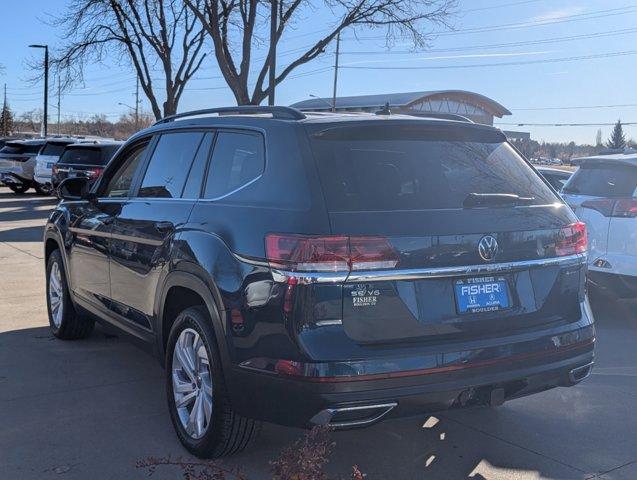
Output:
top-left (86, 167), bottom-right (104, 179)
top-left (265, 234), bottom-right (399, 272)
top-left (555, 222), bottom-right (587, 256)
top-left (51, 165), bottom-right (58, 175)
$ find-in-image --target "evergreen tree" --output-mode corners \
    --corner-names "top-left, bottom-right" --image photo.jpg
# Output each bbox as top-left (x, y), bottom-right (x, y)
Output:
top-left (607, 120), bottom-right (626, 150)
top-left (0, 100), bottom-right (13, 136)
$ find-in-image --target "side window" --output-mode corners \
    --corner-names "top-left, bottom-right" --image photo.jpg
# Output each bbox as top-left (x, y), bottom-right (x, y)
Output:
top-left (204, 131), bottom-right (265, 199)
top-left (182, 133), bottom-right (214, 198)
top-left (102, 143), bottom-right (148, 198)
top-left (138, 132), bottom-right (205, 198)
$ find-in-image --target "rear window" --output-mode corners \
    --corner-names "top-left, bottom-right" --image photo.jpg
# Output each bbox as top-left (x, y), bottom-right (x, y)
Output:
top-left (41, 142), bottom-right (71, 157)
top-left (58, 147), bottom-right (110, 166)
top-left (0, 143), bottom-right (42, 155)
top-left (563, 163), bottom-right (637, 197)
top-left (309, 124), bottom-right (557, 211)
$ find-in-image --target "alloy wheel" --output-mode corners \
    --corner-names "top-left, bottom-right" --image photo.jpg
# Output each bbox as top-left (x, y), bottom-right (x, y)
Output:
top-left (49, 262), bottom-right (64, 328)
top-left (172, 328), bottom-right (214, 439)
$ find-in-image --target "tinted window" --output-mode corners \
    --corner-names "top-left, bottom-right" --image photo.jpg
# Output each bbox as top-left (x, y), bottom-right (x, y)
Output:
top-left (103, 144), bottom-right (148, 198)
top-left (58, 148), bottom-right (102, 166)
top-left (204, 131), bottom-right (265, 199)
top-left (310, 125), bottom-right (557, 212)
top-left (541, 172), bottom-right (570, 191)
top-left (182, 133), bottom-right (213, 198)
top-left (563, 163), bottom-right (637, 197)
top-left (138, 132), bottom-right (205, 198)
top-left (41, 142), bottom-right (71, 156)
top-left (0, 143), bottom-right (42, 155)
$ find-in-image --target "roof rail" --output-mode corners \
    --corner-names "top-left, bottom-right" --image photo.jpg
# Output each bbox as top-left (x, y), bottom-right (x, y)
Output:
top-left (154, 106), bottom-right (306, 125)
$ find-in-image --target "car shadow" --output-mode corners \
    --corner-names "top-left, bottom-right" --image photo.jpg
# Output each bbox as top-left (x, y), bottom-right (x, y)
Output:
top-left (1, 323), bottom-right (613, 480)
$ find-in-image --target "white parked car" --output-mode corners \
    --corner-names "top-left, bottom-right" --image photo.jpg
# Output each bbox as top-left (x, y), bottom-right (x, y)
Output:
top-left (562, 154), bottom-right (637, 298)
top-left (33, 138), bottom-right (86, 195)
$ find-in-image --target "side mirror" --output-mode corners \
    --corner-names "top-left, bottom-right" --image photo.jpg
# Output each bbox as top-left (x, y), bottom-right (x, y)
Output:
top-left (58, 177), bottom-right (92, 201)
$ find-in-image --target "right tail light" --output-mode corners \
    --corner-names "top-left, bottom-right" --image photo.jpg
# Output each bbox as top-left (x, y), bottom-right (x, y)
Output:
top-left (582, 198), bottom-right (637, 218)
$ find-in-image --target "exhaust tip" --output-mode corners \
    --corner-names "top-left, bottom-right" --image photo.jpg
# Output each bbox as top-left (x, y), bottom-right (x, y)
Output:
top-left (568, 361), bottom-right (594, 384)
top-left (310, 402), bottom-right (398, 429)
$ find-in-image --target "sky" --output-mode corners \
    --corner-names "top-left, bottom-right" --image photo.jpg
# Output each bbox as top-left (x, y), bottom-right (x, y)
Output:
top-left (0, 0), bottom-right (636, 144)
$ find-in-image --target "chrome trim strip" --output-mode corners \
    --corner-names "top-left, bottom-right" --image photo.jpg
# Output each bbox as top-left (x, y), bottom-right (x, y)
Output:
top-left (267, 253), bottom-right (586, 284)
top-left (348, 253), bottom-right (587, 283)
top-left (69, 226), bottom-right (110, 239)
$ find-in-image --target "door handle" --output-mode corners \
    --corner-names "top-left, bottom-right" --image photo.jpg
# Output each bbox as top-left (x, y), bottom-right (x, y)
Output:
top-left (155, 221), bottom-right (174, 233)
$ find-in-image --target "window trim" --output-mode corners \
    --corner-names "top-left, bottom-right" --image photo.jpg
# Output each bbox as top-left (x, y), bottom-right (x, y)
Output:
top-left (200, 128), bottom-right (267, 202)
top-left (95, 136), bottom-right (154, 199)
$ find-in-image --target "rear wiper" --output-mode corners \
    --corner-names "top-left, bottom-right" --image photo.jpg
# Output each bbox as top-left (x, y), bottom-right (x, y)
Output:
top-left (463, 193), bottom-right (536, 208)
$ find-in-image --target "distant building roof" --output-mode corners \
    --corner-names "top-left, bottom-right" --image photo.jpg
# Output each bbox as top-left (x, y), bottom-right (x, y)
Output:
top-left (291, 90), bottom-right (512, 117)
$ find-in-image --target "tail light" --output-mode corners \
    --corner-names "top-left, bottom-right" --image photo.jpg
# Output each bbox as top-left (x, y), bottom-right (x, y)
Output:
top-left (86, 167), bottom-right (104, 179)
top-left (265, 234), bottom-right (399, 272)
top-left (51, 165), bottom-right (58, 175)
top-left (555, 222), bottom-right (587, 256)
top-left (582, 197), bottom-right (637, 218)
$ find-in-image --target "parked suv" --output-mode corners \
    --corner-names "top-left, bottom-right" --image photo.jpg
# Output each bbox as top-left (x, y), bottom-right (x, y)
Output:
top-left (44, 106), bottom-right (595, 458)
top-left (0, 139), bottom-right (46, 194)
top-left (51, 141), bottom-right (123, 192)
top-left (34, 138), bottom-right (83, 195)
top-left (562, 154), bottom-right (637, 298)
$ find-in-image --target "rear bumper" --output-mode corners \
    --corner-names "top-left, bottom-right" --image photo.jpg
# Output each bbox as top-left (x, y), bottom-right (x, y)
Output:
top-left (34, 174), bottom-right (52, 185)
top-left (227, 312), bottom-right (595, 428)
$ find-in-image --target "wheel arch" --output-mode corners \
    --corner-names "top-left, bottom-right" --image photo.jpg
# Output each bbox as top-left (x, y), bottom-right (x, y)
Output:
top-left (156, 270), bottom-right (231, 369)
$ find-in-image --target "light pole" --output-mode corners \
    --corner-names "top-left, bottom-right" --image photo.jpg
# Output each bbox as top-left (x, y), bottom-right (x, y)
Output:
top-left (29, 44), bottom-right (49, 137)
top-left (118, 101), bottom-right (139, 130)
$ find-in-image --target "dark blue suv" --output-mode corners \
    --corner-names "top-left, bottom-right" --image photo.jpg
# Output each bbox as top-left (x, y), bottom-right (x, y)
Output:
top-left (44, 106), bottom-right (595, 458)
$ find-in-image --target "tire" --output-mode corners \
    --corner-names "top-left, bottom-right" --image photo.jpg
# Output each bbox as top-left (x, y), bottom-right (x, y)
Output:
top-left (34, 183), bottom-right (52, 196)
top-left (46, 249), bottom-right (94, 339)
top-left (8, 183), bottom-right (29, 194)
top-left (166, 306), bottom-right (260, 458)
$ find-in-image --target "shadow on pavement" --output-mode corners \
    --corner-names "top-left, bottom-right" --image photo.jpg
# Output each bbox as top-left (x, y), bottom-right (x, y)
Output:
top-left (5, 321), bottom-right (631, 479)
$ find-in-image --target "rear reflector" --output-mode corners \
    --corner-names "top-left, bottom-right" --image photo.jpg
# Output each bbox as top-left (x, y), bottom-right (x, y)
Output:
top-left (265, 234), bottom-right (399, 272)
top-left (582, 198), bottom-right (637, 218)
top-left (555, 222), bottom-right (587, 256)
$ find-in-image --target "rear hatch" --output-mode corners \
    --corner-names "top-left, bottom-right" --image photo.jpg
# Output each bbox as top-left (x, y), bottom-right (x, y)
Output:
top-left (36, 141), bottom-right (74, 177)
top-left (54, 145), bottom-right (116, 183)
top-left (305, 121), bottom-right (586, 344)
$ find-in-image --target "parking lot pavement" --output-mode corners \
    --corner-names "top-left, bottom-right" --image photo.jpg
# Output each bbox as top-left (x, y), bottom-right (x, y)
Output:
top-left (1, 186), bottom-right (636, 480)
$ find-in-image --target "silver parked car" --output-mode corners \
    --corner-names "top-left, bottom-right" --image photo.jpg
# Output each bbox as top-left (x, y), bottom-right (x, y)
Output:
top-left (33, 138), bottom-right (86, 195)
top-left (0, 139), bottom-right (47, 194)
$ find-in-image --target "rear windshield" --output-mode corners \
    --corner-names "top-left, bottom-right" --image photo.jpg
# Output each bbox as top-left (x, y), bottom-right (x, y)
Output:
top-left (58, 146), bottom-right (118, 166)
top-left (0, 143), bottom-right (42, 155)
top-left (309, 124), bottom-right (557, 211)
top-left (41, 142), bottom-right (71, 157)
top-left (563, 163), bottom-right (637, 197)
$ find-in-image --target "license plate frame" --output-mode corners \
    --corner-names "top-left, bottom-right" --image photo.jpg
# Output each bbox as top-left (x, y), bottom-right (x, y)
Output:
top-left (454, 276), bottom-right (511, 314)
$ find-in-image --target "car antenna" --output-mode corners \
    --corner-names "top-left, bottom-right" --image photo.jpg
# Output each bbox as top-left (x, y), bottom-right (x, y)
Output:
top-left (375, 102), bottom-right (391, 116)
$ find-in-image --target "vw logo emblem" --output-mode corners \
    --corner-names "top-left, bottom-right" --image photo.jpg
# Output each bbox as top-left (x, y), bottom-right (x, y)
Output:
top-left (478, 235), bottom-right (499, 262)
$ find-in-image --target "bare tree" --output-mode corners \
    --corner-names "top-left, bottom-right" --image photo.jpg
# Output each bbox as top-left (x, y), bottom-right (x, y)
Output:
top-left (184, 0), bottom-right (455, 105)
top-left (52, 0), bottom-right (208, 120)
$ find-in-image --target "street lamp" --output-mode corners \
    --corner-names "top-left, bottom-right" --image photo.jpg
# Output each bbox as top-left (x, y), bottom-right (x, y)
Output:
top-left (29, 44), bottom-right (49, 137)
top-left (309, 94), bottom-right (334, 111)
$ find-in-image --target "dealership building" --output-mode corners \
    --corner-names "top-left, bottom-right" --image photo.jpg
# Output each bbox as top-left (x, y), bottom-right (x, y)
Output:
top-left (291, 90), bottom-right (529, 140)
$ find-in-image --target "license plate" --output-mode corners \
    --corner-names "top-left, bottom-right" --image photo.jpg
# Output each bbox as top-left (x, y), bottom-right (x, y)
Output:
top-left (46, 162), bottom-right (55, 168)
top-left (455, 276), bottom-right (510, 314)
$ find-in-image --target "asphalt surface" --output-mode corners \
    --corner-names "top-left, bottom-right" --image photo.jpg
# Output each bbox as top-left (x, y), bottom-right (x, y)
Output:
top-left (1, 186), bottom-right (636, 480)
